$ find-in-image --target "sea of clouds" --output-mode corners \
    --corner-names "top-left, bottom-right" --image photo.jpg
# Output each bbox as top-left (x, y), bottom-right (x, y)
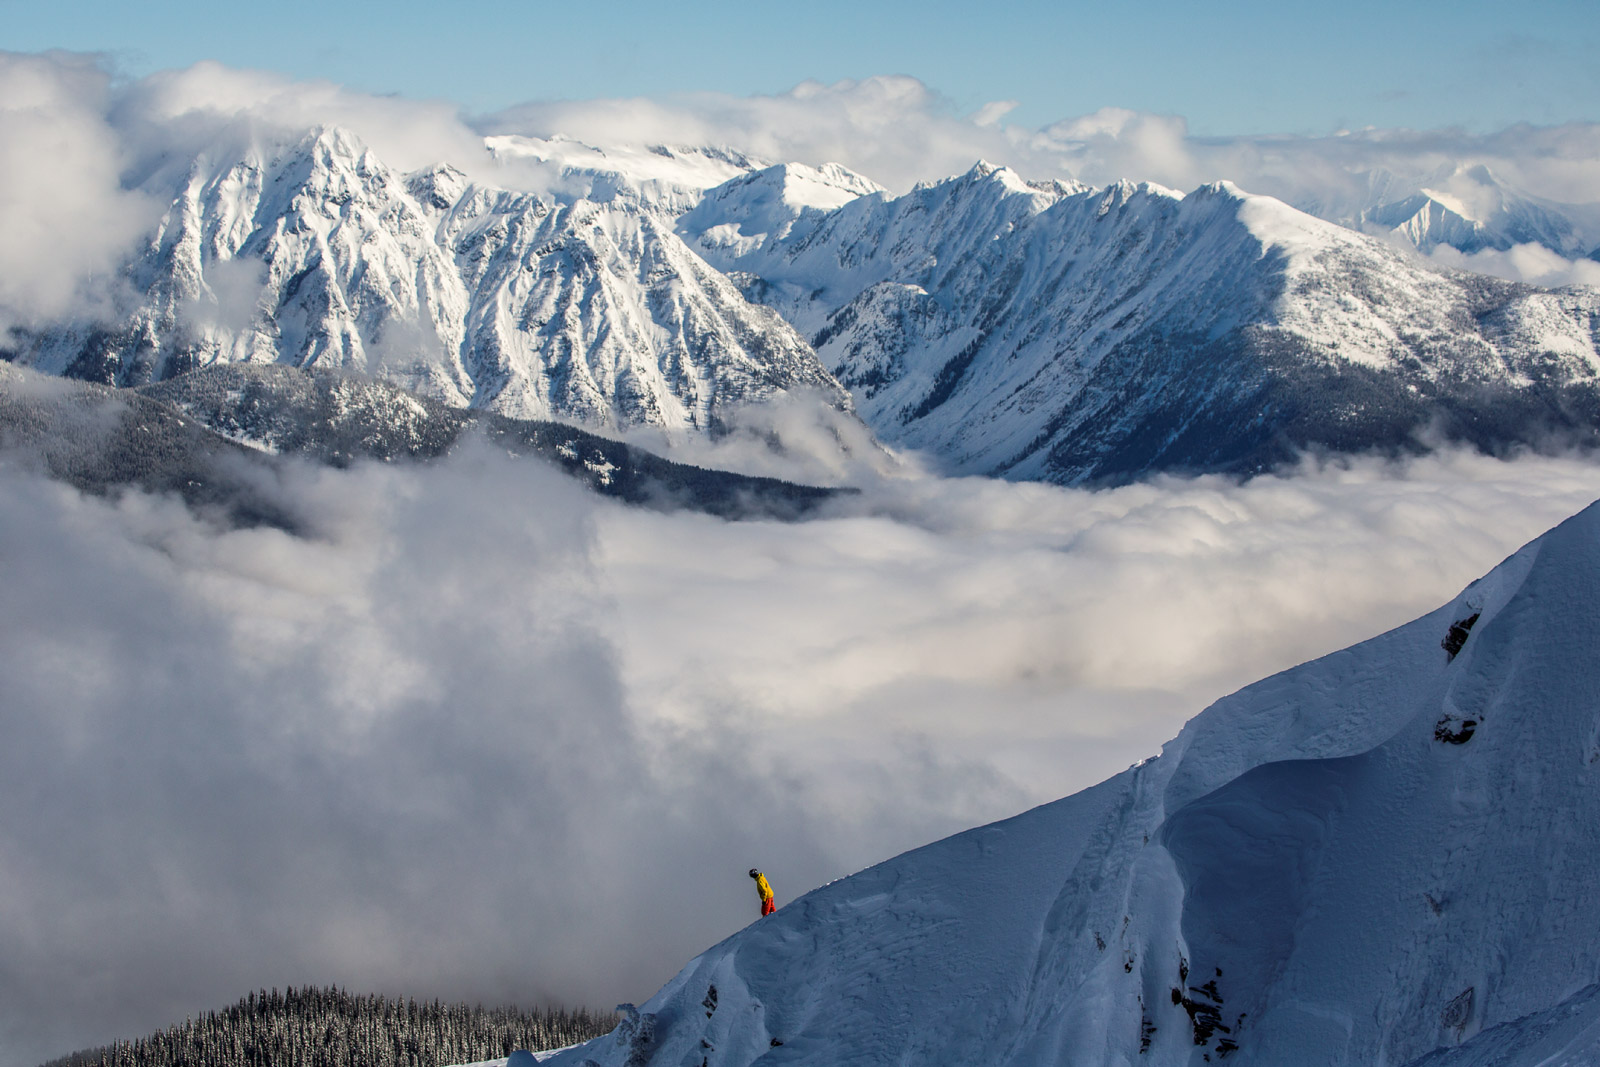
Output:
top-left (5, 440), bottom-right (1600, 1065)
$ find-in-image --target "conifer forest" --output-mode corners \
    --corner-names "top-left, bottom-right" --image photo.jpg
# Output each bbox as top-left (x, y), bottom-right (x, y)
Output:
top-left (38, 987), bottom-right (616, 1067)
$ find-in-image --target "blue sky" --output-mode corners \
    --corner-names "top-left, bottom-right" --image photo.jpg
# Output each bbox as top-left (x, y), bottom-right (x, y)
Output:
top-left (4, 0), bottom-right (1597, 134)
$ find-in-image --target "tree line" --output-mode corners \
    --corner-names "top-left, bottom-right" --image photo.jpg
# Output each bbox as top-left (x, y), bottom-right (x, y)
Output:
top-left (40, 985), bottom-right (617, 1067)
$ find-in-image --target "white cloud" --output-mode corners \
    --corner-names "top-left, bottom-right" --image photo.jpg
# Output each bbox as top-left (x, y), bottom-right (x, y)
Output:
top-left (475, 77), bottom-right (1600, 222)
top-left (477, 76), bottom-right (1031, 194)
top-left (4, 439), bottom-right (1600, 1065)
top-left (1425, 242), bottom-right (1600, 289)
top-left (112, 59), bottom-right (492, 177)
top-left (970, 100), bottom-right (1019, 129)
top-left (0, 52), bottom-right (156, 329)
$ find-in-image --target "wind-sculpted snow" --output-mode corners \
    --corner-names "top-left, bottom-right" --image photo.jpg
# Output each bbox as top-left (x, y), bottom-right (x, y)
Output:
top-left (7, 127), bottom-right (853, 436)
top-left (716, 163), bottom-right (1600, 483)
top-left (548, 501), bottom-right (1600, 1067)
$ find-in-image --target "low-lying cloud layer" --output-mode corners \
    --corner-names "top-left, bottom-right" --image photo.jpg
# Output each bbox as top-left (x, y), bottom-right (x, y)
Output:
top-left (5, 444), bottom-right (1600, 1066)
top-left (1424, 241), bottom-right (1600, 289)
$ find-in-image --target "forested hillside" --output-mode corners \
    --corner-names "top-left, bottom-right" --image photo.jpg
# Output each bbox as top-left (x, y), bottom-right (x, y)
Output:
top-left (39, 987), bottom-right (615, 1067)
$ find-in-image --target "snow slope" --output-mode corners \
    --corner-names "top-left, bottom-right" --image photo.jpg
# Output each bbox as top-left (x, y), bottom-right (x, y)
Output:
top-left (679, 162), bottom-right (886, 265)
top-left (721, 164), bottom-right (1600, 483)
top-left (544, 500), bottom-right (1600, 1067)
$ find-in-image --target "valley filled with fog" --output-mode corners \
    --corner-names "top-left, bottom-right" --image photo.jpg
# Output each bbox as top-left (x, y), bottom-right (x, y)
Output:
top-left (6, 441), bottom-right (1600, 1063)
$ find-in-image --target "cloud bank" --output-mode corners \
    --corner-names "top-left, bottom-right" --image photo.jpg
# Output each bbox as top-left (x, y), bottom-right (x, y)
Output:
top-left (1424, 242), bottom-right (1600, 289)
top-left (4, 443), bottom-right (1600, 1066)
top-left (0, 53), bottom-right (157, 328)
top-left (480, 77), bottom-right (1600, 211)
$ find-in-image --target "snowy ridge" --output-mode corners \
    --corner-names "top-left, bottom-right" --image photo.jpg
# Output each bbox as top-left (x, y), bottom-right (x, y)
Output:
top-left (546, 501), bottom-right (1600, 1067)
top-left (0, 360), bottom-right (847, 523)
top-left (722, 166), bottom-right (1600, 483)
top-left (10, 127), bottom-right (854, 435)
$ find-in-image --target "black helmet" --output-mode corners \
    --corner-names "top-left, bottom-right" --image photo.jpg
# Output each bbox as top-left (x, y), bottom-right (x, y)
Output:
top-left (748, 868), bottom-right (760, 878)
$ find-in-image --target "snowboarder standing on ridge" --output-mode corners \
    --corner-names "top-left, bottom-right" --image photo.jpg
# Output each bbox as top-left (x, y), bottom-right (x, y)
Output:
top-left (749, 868), bottom-right (776, 916)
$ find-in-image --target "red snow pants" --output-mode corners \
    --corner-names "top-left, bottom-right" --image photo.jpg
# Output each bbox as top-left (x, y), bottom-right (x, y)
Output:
top-left (761, 898), bottom-right (776, 916)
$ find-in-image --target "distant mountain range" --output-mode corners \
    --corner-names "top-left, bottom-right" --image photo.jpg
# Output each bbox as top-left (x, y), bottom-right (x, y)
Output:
top-left (708, 163), bottom-right (1600, 482)
top-left (4, 127), bottom-right (1599, 487)
top-left (1299, 163), bottom-right (1600, 262)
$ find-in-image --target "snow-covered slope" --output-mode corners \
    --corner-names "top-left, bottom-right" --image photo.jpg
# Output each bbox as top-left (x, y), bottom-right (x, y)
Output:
top-left (7, 127), bottom-right (853, 435)
top-left (679, 162), bottom-right (886, 265)
top-left (546, 499), bottom-right (1600, 1067)
top-left (723, 163), bottom-right (1600, 483)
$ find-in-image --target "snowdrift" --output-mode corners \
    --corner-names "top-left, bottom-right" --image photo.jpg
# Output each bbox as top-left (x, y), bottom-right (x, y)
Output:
top-left (546, 499), bottom-right (1600, 1066)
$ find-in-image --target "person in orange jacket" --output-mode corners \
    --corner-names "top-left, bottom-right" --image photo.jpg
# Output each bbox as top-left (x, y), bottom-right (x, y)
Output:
top-left (749, 868), bottom-right (776, 916)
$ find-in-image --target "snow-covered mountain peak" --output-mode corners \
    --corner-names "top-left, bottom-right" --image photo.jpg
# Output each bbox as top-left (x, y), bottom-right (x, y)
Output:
top-left (1420, 163), bottom-right (1516, 222)
top-left (716, 161), bottom-right (1600, 483)
top-left (956, 158), bottom-right (1068, 204)
top-left (1300, 161), bottom-right (1600, 261)
top-left (700, 160), bottom-right (882, 223)
top-left (1095, 177), bottom-right (1185, 216)
top-left (15, 125), bottom-right (1600, 489)
top-left (404, 162), bottom-right (470, 213)
top-left (679, 161), bottom-right (884, 263)
top-left (300, 123), bottom-right (368, 161)
top-left (1230, 182), bottom-right (1367, 257)
top-left (1031, 176), bottom-right (1094, 198)
top-left (808, 161), bottom-right (885, 199)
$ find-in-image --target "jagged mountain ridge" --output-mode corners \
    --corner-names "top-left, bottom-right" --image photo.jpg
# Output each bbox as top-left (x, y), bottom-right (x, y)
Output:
top-left (8, 127), bottom-right (1600, 486)
top-left (706, 162), bottom-right (1600, 483)
top-left (540, 500), bottom-right (1600, 1067)
top-left (8, 127), bottom-right (854, 436)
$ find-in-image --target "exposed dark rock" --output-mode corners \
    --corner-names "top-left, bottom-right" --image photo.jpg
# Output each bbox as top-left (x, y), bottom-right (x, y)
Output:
top-left (1442, 613), bottom-right (1481, 660)
top-left (1435, 717), bottom-right (1478, 744)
